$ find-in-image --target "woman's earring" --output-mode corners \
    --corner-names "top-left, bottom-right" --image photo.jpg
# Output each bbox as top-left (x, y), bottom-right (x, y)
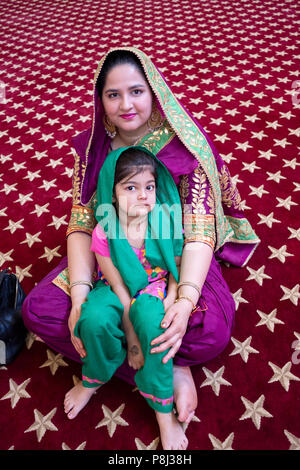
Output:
top-left (147, 103), bottom-right (163, 132)
top-left (103, 115), bottom-right (117, 138)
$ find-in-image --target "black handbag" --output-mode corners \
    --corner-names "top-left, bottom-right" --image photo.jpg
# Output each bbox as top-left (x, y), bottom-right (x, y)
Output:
top-left (0, 269), bottom-right (27, 365)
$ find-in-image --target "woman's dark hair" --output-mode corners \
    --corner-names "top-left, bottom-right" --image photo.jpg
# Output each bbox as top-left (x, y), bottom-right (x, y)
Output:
top-left (114, 148), bottom-right (158, 188)
top-left (96, 50), bottom-right (148, 99)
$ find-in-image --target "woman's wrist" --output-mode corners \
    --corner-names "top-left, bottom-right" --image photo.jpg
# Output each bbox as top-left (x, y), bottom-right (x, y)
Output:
top-left (174, 296), bottom-right (195, 315)
top-left (70, 284), bottom-right (90, 305)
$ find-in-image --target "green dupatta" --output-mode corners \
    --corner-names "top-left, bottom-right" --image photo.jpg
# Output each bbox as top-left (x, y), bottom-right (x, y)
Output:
top-left (95, 146), bottom-right (183, 298)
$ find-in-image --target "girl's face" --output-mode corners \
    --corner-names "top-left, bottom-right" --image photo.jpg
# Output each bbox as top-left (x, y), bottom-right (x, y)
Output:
top-left (102, 64), bottom-right (153, 137)
top-left (114, 167), bottom-right (156, 219)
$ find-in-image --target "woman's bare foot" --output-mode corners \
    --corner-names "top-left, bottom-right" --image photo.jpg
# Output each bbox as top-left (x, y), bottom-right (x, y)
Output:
top-left (173, 365), bottom-right (198, 424)
top-left (64, 381), bottom-right (100, 419)
top-left (155, 410), bottom-right (188, 450)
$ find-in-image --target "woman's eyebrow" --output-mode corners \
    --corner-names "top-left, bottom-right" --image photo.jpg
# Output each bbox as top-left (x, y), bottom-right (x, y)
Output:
top-left (104, 84), bottom-right (145, 93)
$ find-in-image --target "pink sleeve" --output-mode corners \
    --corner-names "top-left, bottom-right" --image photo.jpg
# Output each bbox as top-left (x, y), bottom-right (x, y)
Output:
top-left (91, 224), bottom-right (110, 257)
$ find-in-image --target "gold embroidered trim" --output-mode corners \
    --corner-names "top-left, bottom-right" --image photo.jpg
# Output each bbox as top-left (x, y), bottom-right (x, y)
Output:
top-left (138, 119), bottom-right (175, 153)
top-left (52, 268), bottom-right (71, 296)
top-left (184, 237), bottom-right (215, 250)
top-left (219, 166), bottom-right (242, 210)
top-left (191, 164), bottom-right (215, 215)
top-left (226, 216), bottom-right (260, 243)
top-left (72, 151), bottom-right (81, 205)
top-left (52, 268), bottom-right (98, 296)
top-left (66, 204), bottom-right (96, 237)
top-left (183, 213), bottom-right (216, 248)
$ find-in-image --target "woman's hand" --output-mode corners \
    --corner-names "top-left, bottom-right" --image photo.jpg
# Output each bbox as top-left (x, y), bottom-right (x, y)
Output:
top-left (151, 298), bottom-right (192, 364)
top-left (68, 285), bottom-right (90, 359)
top-left (163, 290), bottom-right (177, 313)
top-left (68, 301), bottom-right (87, 358)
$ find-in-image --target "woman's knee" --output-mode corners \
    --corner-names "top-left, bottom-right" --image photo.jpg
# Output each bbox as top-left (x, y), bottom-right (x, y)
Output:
top-left (177, 309), bottom-right (233, 365)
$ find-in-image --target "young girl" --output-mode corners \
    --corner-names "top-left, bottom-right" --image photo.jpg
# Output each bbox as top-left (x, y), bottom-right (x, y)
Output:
top-left (64, 146), bottom-right (190, 450)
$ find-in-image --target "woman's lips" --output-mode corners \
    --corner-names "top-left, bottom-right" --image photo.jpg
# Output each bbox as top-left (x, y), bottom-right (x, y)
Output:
top-left (120, 113), bottom-right (136, 120)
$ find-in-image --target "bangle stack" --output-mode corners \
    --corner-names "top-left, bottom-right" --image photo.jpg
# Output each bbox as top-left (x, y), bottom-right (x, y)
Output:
top-left (175, 281), bottom-right (201, 314)
top-left (70, 280), bottom-right (93, 290)
top-left (177, 281), bottom-right (201, 296)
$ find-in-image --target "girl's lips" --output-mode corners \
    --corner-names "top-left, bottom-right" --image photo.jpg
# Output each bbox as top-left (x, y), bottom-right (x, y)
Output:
top-left (120, 113), bottom-right (136, 120)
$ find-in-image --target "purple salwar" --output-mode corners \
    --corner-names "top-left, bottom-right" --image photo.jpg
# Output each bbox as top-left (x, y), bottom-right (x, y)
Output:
top-left (22, 255), bottom-right (234, 385)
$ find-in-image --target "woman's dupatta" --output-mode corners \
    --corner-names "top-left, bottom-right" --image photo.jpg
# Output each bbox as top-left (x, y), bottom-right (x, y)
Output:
top-left (71, 47), bottom-right (260, 259)
top-left (95, 146), bottom-right (183, 298)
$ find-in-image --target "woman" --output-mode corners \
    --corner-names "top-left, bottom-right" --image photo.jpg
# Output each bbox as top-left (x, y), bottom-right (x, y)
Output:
top-left (22, 47), bottom-right (260, 425)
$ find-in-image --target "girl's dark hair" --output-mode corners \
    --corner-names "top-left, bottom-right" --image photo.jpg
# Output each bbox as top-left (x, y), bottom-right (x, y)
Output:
top-left (114, 148), bottom-right (158, 188)
top-left (96, 50), bottom-right (148, 99)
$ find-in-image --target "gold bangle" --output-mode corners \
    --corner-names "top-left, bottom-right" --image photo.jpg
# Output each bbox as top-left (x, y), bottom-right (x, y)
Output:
top-left (70, 280), bottom-right (93, 290)
top-left (177, 281), bottom-right (201, 296)
top-left (174, 295), bottom-right (197, 311)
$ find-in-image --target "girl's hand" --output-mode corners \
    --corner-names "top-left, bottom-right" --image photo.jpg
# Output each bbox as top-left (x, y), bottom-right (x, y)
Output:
top-left (68, 301), bottom-right (87, 359)
top-left (127, 331), bottom-right (145, 370)
top-left (151, 299), bottom-right (192, 364)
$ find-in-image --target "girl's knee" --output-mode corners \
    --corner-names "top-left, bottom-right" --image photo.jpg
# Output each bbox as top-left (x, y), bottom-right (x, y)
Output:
top-left (129, 294), bottom-right (164, 332)
top-left (79, 300), bottom-right (120, 339)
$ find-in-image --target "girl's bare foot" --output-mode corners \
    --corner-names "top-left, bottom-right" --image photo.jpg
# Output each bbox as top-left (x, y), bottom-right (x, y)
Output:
top-left (173, 365), bottom-right (198, 424)
top-left (64, 381), bottom-right (100, 419)
top-left (155, 410), bottom-right (188, 450)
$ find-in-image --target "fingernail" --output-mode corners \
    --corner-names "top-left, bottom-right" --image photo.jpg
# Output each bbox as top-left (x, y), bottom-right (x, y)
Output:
top-left (161, 322), bottom-right (167, 328)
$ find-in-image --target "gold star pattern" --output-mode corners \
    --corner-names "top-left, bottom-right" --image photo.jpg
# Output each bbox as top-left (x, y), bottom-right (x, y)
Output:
top-left (15, 264), bottom-right (32, 282)
top-left (231, 288), bottom-right (248, 310)
top-left (284, 430), bottom-right (300, 450)
top-left (246, 265), bottom-right (272, 286)
top-left (0, 248), bottom-right (14, 267)
top-left (256, 309), bottom-right (284, 332)
top-left (20, 231), bottom-right (42, 248)
top-left (0, 0), bottom-right (299, 452)
top-left (135, 437), bottom-right (160, 450)
top-left (268, 361), bottom-right (300, 391)
top-left (95, 404), bottom-right (129, 437)
top-left (239, 395), bottom-right (273, 430)
top-left (208, 432), bottom-right (234, 450)
top-left (276, 196), bottom-right (298, 210)
top-left (39, 349), bottom-right (68, 375)
top-left (200, 366), bottom-right (232, 396)
top-left (257, 212), bottom-right (280, 228)
top-left (1, 378), bottom-right (31, 408)
top-left (62, 441), bottom-right (87, 450)
top-left (287, 227), bottom-right (300, 241)
top-left (24, 408), bottom-right (58, 442)
top-left (248, 184), bottom-right (269, 198)
top-left (39, 246), bottom-right (62, 262)
top-left (230, 336), bottom-right (259, 362)
top-left (268, 245), bottom-right (293, 263)
top-left (280, 284), bottom-right (300, 306)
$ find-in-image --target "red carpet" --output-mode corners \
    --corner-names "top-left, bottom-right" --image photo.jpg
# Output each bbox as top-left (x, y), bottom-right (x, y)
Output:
top-left (0, 0), bottom-right (299, 451)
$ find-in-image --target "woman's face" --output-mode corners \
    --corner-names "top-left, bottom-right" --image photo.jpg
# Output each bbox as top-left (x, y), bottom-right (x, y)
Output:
top-left (102, 63), bottom-right (153, 137)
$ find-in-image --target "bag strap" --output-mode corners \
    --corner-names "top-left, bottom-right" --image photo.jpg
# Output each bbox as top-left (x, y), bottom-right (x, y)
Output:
top-left (0, 269), bottom-right (8, 287)
top-left (0, 269), bottom-right (20, 309)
